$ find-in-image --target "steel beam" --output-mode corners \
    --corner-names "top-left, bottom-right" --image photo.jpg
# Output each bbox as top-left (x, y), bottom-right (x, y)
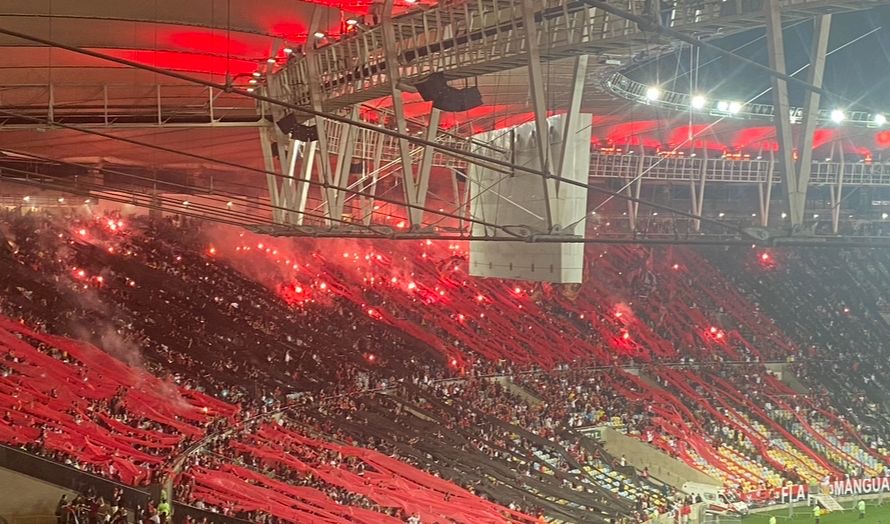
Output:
top-left (831, 145), bottom-right (845, 234)
top-left (415, 108), bottom-right (442, 219)
top-left (556, 55), bottom-right (589, 193)
top-left (382, 0), bottom-right (422, 228)
top-left (764, 0), bottom-right (800, 227)
top-left (258, 126), bottom-right (284, 224)
top-left (305, 9), bottom-right (338, 225)
top-left (759, 149), bottom-right (776, 227)
top-left (294, 141), bottom-right (316, 226)
top-left (692, 150), bottom-right (707, 232)
top-left (795, 14), bottom-right (832, 226)
top-left (521, 0), bottom-right (555, 231)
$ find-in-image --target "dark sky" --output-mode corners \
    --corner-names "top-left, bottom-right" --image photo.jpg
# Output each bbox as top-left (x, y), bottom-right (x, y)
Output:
top-left (626, 6), bottom-right (890, 111)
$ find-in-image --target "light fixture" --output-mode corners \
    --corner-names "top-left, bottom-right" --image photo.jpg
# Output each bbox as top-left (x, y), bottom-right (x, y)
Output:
top-left (266, 57), bottom-right (277, 64)
top-left (875, 113), bottom-right (887, 126)
top-left (813, 214), bottom-right (820, 219)
top-left (246, 87), bottom-right (255, 93)
top-left (727, 101), bottom-right (742, 114)
top-left (182, 201), bottom-right (190, 207)
top-left (781, 212), bottom-right (787, 219)
top-left (405, 0), bottom-right (417, 3)
top-left (252, 71), bottom-right (262, 77)
top-left (718, 212), bottom-right (725, 218)
top-left (283, 47), bottom-right (293, 54)
top-left (716, 100), bottom-right (729, 112)
top-left (58, 197), bottom-right (65, 203)
top-left (248, 78), bottom-right (258, 85)
top-left (645, 86), bottom-right (661, 101)
top-left (226, 201), bottom-right (234, 208)
top-left (690, 94), bottom-right (706, 110)
top-left (346, 18), bottom-right (359, 26)
top-left (314, 31), bottom-right (326, 39)
top-left (84, 199), bottom-right (92, 204)
top-left (883, 213), bottom-right (889, 220)
top-left (22, 196), bottom-right (30, 202)
top-left (830, 109), bottom-right (845, 123)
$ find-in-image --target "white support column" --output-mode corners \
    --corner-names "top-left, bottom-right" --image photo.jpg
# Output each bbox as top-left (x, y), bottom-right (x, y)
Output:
top-left (331, 106), bottom-right (362, 222)
top-left (382, 0), bottom-right (423, 228)
top-left (415, 108), bottom-right (442, 219)
top-left (692, 150), bottom-right (707, 232)
top-left (521, 0), bottom-right (554, 231)
top-left (258, 126), bottom-right (284, 224)
top-left (305, 7), bottom-right (337, 226)
top-left (451, 167), bottom-right (465, 233)
top-left (294, 141), bottom-right (316, 226)
top-left (281, 137), bottom-right (300, 224)
top-left (627, 152), bottom-right (645, 232)
top-left (360, 133), bottom-right (386, 225)
top-left (831, 146), bottom-right (845, 234)
top-left (762, 150), bottom-right (775, 227)
top-left (764, 0), bottom-right (799, 227)
top-left (556, 55), bottom-right (589, 193)
top-left (796, 14), bottom-right (832, 226)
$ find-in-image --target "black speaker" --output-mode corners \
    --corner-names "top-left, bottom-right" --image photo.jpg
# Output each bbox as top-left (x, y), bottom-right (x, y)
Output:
top-left (276, 113), bottom-right (319, 141)
top-left (415, 73), bottom-right (483, 112)
top-left (433, 86), bottom-right (482, 112)
top-left (415, 72), bottom-right (449, 102)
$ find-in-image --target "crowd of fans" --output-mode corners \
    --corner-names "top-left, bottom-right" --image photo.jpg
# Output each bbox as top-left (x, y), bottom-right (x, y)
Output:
top-left (1, 207), bottom-right (889, 523)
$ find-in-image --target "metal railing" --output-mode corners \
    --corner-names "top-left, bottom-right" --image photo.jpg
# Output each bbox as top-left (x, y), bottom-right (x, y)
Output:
top-left (589, 152), bottom-right (890, 186)
top-left (0, 83), bottom-right (263, 127)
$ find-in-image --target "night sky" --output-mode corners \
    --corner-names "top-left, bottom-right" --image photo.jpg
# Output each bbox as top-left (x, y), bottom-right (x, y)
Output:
top-left (626, 6), bottom-right (890, 112)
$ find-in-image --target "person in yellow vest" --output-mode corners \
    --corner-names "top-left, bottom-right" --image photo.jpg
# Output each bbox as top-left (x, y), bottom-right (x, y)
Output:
top-left (157, 496), bottom-right (172, 523)
top-left (858, 499), bottom-right (866, 519)
top-left (813, 503), bottom-right (821, 524)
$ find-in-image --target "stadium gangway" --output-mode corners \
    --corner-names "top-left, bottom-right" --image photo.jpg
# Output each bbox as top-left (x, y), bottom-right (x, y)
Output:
top-left (270, 0), bottom-right (881, 112)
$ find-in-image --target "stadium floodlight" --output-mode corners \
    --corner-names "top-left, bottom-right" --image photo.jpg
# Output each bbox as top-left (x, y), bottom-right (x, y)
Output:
top-left (252, 71), bottom-right (262, 78)
top-left (716, 100), bottom-right (729, 112)
top-left (314, 31), bottom-right (326, 39)
top-left (266, 57), bottom-right (276, 64)
top-left (874, 113), bottom-right (887, 126)
top-left (283, 47), bottom-right (293, 54)
top-left (645, 86), bottom-right (661, 101)
top-left (690, 95), bottom-right (706, 110)
top-left (346, 18), bottom-right (359, 26)
top-left (727, 101), bottom-right (742, 114)
top-left (830, 109), bottom-right (845, 123)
